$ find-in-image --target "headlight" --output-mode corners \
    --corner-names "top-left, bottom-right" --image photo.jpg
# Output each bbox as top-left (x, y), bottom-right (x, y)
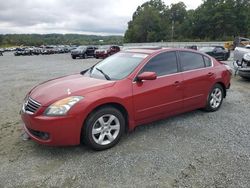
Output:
top-left (44, 96), bottom-right (83, 116)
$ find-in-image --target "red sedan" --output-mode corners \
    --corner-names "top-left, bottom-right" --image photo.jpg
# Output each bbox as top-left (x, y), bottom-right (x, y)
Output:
top-left (21, 48), bottom-right (231, 150)
top-left (94, 45), bottom-right (120, 59)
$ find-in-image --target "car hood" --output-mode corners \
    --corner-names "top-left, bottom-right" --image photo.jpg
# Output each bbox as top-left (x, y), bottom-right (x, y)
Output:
top-left (29, 74), bottom-right (115, 106)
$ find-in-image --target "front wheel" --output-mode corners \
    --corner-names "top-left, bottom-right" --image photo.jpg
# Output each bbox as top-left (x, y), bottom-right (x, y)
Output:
top-left (82, 106), bottom-right (125, 150)
top-left (204, 84), bottom-right (224, 112)
top-left (83, 53), bottom-right (87, 59)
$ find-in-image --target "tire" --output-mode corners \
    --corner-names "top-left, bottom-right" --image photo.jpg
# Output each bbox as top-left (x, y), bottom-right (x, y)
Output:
top-left (82, 106), bottom-right (125, 150)
top-left (223, 54), bottom-right (228, 61)
top-left (72, 56), bottom-right (76, 59)
top-left (204, 84), bottom-right (224, 112)
top-left (83, 53), bottom-right (87, 59)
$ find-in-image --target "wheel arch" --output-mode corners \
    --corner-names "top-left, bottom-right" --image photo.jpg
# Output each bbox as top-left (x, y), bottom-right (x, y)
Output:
top-left (80, 102), bottom-right (130, 142)
top-left (216, 82), bottom-right (227, 98)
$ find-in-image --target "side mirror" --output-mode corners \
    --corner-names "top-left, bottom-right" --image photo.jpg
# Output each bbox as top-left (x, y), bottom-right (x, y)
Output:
top-left (137, 72), bottom-right (157, 82)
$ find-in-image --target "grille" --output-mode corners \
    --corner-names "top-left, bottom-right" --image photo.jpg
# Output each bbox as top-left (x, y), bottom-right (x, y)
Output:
top-left (23, 97), bottom-right (41, 114)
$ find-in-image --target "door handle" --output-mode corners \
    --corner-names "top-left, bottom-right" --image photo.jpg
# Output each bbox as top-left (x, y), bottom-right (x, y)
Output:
top-left (208, 72), bottom-right (214, 76)
top-left (173, 81), bottom-right (181, 86)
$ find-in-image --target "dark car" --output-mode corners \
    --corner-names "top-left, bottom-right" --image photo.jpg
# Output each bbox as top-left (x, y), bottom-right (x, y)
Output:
top-left (14, 48), bottom-right (32, 56)
top-left (234, 52), bottom-right (250, 79)
top-left (184, 45), bottom-right (198, 50)
top-left (94, 45), bottom-right (120, 59)
top-left (21, 48), bottom-right (231, 150)
top-left (199, 46), bottom-right (230, 61)
top-left (71, 46), bottom-right (97, 59)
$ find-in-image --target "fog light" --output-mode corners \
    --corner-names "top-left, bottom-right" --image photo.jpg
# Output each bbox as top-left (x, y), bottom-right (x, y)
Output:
top-left (41, 133), bottom-right (50, 140)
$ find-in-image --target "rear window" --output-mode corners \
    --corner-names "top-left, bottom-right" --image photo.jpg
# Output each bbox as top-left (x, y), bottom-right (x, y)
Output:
top-left (179, 51), bottom-right (205, 71)
top-left (203, 56), bottom-right (212, 67)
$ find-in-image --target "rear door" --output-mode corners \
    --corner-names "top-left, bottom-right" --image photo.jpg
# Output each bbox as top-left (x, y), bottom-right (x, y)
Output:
top-left (132, 51), bottom-right (183, 121)
top-left (178, 51), bottom-right (214, 110)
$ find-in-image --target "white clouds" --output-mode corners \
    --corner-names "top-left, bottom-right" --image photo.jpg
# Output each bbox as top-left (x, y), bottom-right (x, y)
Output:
top-left (0, 0), bottom-right (202, 35)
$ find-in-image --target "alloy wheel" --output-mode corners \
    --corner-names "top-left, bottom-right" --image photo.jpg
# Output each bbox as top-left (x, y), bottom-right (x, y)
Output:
top-left (92, 114), bottom-right (120, 145)
top-left (210, 88), bottom-right (222, 109)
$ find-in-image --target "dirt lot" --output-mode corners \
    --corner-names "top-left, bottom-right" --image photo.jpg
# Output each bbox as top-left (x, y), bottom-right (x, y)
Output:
top-left (0, 52), bottom-right (249, 188)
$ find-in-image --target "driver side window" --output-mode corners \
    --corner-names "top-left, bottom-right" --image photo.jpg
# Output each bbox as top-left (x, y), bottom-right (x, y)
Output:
top-left (141, 52), bottom-right (178, 76)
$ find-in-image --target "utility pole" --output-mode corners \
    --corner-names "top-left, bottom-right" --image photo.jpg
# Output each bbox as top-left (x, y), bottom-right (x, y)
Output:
top-left (171, 20), bottom-right (175, 42)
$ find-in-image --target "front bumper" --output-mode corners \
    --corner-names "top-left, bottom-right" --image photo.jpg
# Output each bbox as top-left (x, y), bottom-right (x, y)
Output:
top-left (95, 53), bottom-right (108, 58)
top-left (239, 68), bottom-right (250, 79)
top-left (21, 111), bottom-right (83, 146)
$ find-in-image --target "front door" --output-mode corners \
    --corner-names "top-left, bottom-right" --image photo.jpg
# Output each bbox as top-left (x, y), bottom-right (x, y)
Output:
top-left (132, 51), bottom-right (183, 122)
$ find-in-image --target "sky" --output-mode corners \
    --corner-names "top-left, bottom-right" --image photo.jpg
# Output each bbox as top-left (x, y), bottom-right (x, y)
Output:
top-left (0, 0), bottom-right (202, 36)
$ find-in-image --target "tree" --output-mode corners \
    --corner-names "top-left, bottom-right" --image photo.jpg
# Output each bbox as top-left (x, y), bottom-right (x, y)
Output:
top-left (124, 0), bottom-right (170, 42)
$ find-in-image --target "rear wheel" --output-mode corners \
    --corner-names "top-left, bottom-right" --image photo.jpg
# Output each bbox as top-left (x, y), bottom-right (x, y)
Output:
top-left (82, 106), bottom-right (125, 150)
top-left (204, 84), bottom-right (224, 112)
top-left (72, 56), bottom-right (76, 59)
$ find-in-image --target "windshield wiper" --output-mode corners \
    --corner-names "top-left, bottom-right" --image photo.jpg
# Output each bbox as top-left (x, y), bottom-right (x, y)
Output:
top-left (95, 67), bottom-right (111, 80)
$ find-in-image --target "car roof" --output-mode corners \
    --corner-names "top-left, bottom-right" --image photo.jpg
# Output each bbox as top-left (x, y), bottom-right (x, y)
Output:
top-left (124, 47), bottom-right (168, 54)
top-left (124, 47), bottom-right (199, 55)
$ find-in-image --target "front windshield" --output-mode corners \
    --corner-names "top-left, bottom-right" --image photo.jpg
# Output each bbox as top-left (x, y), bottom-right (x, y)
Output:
top-left (85, 52), bottom-right (148, 80)
top-left (77, 46), bottom-right (86, 50)
top-left (200, 47), bottom-right (214, 52)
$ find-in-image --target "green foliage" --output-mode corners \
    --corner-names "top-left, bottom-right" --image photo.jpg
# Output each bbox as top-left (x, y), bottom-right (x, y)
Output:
top-left (124, 0), bottom-right (250, 42)
top-left (0, 34), bottom-right (123, 47)
top-left (124, 0), bottom-right (170, 42)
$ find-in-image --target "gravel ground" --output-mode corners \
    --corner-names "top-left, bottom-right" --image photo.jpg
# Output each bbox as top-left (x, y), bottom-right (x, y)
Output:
top-left (0, 52), bottom-right (249, 188)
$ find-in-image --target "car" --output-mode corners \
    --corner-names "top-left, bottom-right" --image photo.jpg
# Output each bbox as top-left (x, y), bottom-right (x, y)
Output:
top-left (71, 46), bottom-right (97, 59)
top-left (14, 48), bottom-right (32, 56)
top-left (21, 48), bottom-right (231, 150)
top-left (184, 45), bottom-right (198, 50)
top-left (199, 46), bottom-right (230, 61)
top-left (94, 45), bottom-right (120, 59)
top-left (233, 45), bottom-right (250, 63)
top-left (234, 52), bottom-right (250, 79)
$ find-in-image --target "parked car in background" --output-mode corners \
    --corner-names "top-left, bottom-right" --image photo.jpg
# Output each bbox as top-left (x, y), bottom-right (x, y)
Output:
top-left (234, 53), bottom-right (250, 79)
top-left (14, 48), bottom-right (32, 56)
top-left (0, 48), bottom-right (3, 56)
top-left (184, 45), bottom-right (198, 50)
top-left (233, 46), bottom-right (250, 79)
top-left (21, 48), bottom-right (231, 150)
top-left (71, 46), bottom-right (97, 59)
top-left (224, 36), bottom-right (250, 50)
top-left (234, 45), bottom-right (250, 62)
top-left (199, 46), bottom-right (230, 61)
top-left (94, 45), bottom-right (120, 59)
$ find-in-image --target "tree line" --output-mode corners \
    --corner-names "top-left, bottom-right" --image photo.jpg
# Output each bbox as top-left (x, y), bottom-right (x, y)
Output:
top-left (0, 34), bottom-right (123, 47)
top-left (124, 0), bottom-right (250, 42)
